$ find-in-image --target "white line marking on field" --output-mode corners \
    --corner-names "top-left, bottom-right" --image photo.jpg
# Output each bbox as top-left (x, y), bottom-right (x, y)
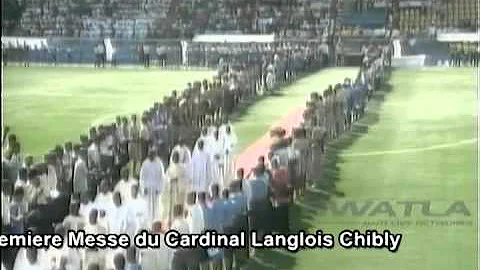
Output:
top-left (340, 138), bottom-right (477, 157)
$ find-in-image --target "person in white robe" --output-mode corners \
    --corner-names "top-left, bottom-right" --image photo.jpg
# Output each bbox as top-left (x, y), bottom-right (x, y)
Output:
top-left (139, 149), bottom-right (165, 222)
top-left (194, 128), bottom-right (214, 156)
top-left (79, 193), bottom-right (95, 220)
top-left (220, 125), bottom-right (238, 188)
top-left (62, 203), bottom-right (85, 231)
top-left (73, 152), bottom-right (88, 196)
top-left (46, 154), bottom-right (58, 195)
top-left (22, 248), bottom-right (46, 270)
top-left (113, 168), bottom-right (137, 203)
top-left (169, 138), bottom-right (192, 165)
top-left (210, 130), bottom-right (226, 189)
top-left (14, 247), bottom-right (47, 270)
top-left (163, 151), bottom-right (190, 220)
top-left (190, 140), bottom-right (213, 193)
top-left (84, 208), bottom-right (107, 235)
top-left (94, 180), bottom-right (114, 214)
top-left (82, 248), bottom-right (106, 270)
top-left (140, 221), bottom-right (174, 270)
top-left (107, 192), bottom-right (128, 234)
top-left (125, 185), bottom-right (148, 238)
top-left (186, 192), bottom-right (205, 234)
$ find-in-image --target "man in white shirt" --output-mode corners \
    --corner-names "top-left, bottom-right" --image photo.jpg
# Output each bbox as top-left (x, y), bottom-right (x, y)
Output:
top-left (190, 141), bottom-right (213, 193)
top-left (139, 148), bottom-right (165, 222)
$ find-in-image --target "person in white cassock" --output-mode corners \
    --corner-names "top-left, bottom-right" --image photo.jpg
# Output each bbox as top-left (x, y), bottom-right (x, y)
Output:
top-left (194, 128), bottom-right (214, 156)
top-left (164, 151), bottom-right (190, 220)
top-left (139, 148), bottom-right (165, 222)
top-left (125, 184), bottom-right (148, 238)
top-left (140, 221), bottom-right (174, 270)
top-left (108, 192), bottom-right (128, 234)
top-left (210, 130), bottom-right (226, 189)
top-left (190, 140), bottom-right (213, 193)
top-left (169, 137), bottom-right (192, 165)
top-left (220, 125), bottom-right (238, 188)
top-left (186, 192), bottom-right (205, 234)
top-left (114, 167), bottom-right (137, 203)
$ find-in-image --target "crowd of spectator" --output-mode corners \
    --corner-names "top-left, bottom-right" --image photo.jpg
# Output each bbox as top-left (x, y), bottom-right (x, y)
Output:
top-left (0, 40), bottom-right (347, 270)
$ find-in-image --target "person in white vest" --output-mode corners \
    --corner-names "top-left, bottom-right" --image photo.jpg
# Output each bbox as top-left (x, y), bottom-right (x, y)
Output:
top-left (190, 140), bottom-right (213, 193)
top-left (139, 148), bottom-right (165, 222)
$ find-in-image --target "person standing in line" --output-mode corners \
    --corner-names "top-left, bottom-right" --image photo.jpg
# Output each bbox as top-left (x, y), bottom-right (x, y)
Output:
top-left (143, 44), bottom-right (150, 68)
top-left (139, 148), bottom-right (166, 222)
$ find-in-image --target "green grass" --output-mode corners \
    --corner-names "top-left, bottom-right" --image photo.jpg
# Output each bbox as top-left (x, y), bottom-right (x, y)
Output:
top-left (249, 68), bottom-right (477, 270)
top-left (233, 68), bottom-right (358, 149)
top-left (3, 66), bottom-right (477, 269)
top-left (3, 66), bottom-right (214, 157)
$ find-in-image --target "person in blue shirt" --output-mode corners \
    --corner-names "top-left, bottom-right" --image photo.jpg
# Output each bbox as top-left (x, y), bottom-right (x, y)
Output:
top-left (229, 177), bottom-right (248, 267)
top-left (207, 184), bottom-right (223, 270)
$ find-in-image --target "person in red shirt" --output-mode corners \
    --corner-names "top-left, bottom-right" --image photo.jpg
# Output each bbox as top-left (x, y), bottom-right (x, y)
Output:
top-left (270, 158), bottom-right (291, 233)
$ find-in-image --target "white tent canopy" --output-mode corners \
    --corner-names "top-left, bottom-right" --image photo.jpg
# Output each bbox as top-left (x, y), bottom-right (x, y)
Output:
top-left (192, 34), bottom-right (275, 43)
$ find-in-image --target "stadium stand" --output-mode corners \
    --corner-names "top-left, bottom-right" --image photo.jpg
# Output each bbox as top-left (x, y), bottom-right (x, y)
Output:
top-left (1, 25), bottom-right (391, 268)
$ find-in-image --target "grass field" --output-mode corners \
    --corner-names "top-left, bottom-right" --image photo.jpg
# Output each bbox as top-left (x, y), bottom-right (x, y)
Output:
top-left (3, 66), bottom-right (214, 157)
top-left (3, 66), bottom-right (478, 270)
